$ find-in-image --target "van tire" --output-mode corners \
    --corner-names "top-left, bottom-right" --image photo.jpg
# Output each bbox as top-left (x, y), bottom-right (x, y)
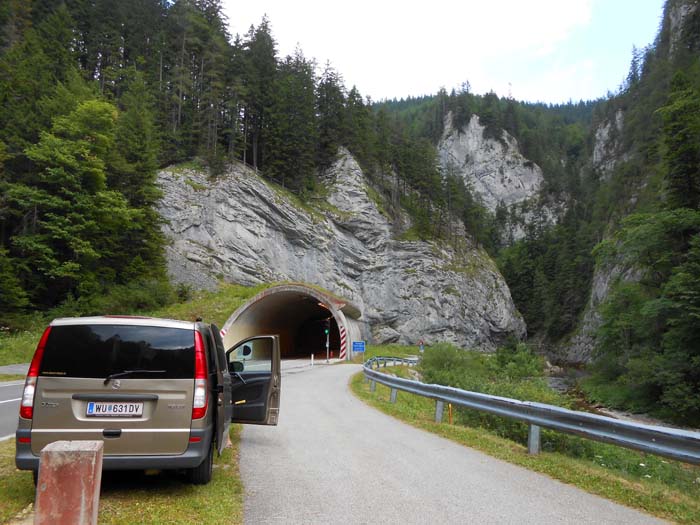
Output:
top-left (187, 442), bottom-right (213, 485)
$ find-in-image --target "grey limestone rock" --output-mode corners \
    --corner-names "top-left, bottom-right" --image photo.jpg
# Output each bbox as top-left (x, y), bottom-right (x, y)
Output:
top-left (437, 113), bottom-right (544, 212)
top-left (157, 149), bottom-right (525, 350)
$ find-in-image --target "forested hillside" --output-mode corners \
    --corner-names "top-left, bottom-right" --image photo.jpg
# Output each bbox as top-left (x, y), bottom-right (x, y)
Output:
top-left (1, 1), bottom-right (699, 424)
top-left (0, 0), bottom-right (485, 316)
top-left (376, 0), bottom-right (700, 425)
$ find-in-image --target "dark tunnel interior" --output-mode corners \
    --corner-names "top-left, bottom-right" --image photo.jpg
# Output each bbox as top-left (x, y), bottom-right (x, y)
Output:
top-left (225, 290), bottom-right (341, 359)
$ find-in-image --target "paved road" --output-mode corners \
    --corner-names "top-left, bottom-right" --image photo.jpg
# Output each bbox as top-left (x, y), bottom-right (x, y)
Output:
top-left (240, 364), bottom-right (665, 524)
top-left (0, 381), bottom-right (23, 440)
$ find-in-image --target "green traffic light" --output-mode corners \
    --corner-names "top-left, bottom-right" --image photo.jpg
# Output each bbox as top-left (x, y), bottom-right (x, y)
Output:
top-left (324, 329), bottom-right (329, 334)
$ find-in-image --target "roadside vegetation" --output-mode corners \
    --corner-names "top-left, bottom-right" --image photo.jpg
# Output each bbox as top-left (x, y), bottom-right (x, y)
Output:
top-left (0, 282), bottom-right (268, 367)
top-left (352, 343), bottom-right (700, 524)
top-left (0, 427), bottom-right (243, 524)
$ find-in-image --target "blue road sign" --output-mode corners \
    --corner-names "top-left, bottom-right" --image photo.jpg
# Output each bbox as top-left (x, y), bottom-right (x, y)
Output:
top-left (352, 341), bottom-right (366, 353)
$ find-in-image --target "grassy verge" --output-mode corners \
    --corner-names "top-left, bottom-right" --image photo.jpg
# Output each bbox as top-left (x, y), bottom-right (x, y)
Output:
top-left (349, 343), bottom-right (420, 364)
top-left (351, 371), bottom-right (700, 523)
top-left (0, 438), bottom-right (34, 522)
top-left (0, 426), bottom-right (244, 524)
top-left (0, 374), bottom-right (25, 382)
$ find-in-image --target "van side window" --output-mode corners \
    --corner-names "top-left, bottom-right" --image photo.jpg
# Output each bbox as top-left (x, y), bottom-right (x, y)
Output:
top-left (229, 338), bottom-right (272, 373)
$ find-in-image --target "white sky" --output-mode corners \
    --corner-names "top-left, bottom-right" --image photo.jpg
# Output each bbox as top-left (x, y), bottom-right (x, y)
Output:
top-left (222, 0), bottom-right (666, 104)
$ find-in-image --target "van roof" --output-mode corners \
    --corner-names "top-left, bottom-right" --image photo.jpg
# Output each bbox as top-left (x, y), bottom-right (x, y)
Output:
top-left (50, 316), bottom-right (196, 330)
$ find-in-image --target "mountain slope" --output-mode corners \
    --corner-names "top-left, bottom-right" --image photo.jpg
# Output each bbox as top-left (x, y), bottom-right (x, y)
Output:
top-left (158, 150), bottom-right (525, 349)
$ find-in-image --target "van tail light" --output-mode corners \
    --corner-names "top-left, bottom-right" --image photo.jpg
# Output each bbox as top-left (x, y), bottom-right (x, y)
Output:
top-left (20, 326), bottom-right (51, 420)
top-left (192, 331), bottom-right (208, 419)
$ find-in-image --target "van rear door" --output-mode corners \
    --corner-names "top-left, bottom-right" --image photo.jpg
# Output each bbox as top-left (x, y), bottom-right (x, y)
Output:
top-left (227, 335), bottom-right (281, 425)
top-left (31, 322), bottom-right (195, 456)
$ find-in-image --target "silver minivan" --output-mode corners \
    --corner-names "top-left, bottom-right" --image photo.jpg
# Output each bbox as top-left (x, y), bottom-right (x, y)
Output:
top-left (15, 316), bottom-right (281, 484)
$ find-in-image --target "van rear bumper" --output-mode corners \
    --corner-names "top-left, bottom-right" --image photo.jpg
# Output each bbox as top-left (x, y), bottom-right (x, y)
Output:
top-left (15, 427), bottom-right (213, 471)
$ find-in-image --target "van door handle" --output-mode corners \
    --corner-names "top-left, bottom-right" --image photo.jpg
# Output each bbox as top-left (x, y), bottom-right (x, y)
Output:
top-left (103, 429), bottom-right (122, 438)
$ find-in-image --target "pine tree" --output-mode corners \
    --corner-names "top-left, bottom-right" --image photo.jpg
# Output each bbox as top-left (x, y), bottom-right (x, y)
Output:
top-left (316, 63), bottom-right (345, 169)
top-left (657, 71), bottom-right (700, 210)
top-left (265, 49), bottom-right (318, 194)
top-left (242, 16), bottom-right (277, 169)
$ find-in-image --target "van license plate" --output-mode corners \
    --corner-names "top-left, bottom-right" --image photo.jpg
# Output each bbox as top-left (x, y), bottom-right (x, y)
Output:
top-left (86, 402), bottom-right (143, 417)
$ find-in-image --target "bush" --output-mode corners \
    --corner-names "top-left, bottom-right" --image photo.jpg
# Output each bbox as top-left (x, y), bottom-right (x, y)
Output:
top-left (49, 278), bottom-right (177, 318)
top-left (419, 342), bottom-right (571, 446)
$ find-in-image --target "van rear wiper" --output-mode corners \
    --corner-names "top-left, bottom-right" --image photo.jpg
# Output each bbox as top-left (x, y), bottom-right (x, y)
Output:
top-left (104, 369), bottom-right (166, 385)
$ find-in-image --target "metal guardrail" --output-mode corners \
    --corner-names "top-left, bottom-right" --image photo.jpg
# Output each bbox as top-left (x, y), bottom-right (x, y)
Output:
top-left (363, 356), bottom-right (700, 465)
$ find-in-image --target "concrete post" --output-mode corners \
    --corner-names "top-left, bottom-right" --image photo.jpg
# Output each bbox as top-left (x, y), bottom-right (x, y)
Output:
top-left (390, 388), bottom-right (398, 403)
top-left (370, 380), bottom-right (376, 392)
top-left (435, 401), bottom-right (444, 423)
top-left (35, 440), bottom-right (104, 525)
top-left (528, 424), bottom-right (541, 455)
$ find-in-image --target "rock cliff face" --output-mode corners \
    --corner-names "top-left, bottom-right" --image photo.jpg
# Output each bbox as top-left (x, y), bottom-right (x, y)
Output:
top-left (560, 111), bottom-right (633, 363)
top-left (592, 110), bottom-right (626, 179)
top-left (437, 114), bottom-right (544, 212)
top-left (669, 0), bottom-right (699, 55)
top-left (157, 150), bottom-right (525, 350)
top-left (437, 113), bottom-right (561, 242)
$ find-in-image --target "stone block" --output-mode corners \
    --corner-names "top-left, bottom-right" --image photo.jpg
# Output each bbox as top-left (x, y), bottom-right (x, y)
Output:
top-left (35, 440), bottom-right (104, 525)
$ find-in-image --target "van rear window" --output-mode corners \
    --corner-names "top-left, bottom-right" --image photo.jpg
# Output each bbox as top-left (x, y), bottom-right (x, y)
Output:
top-left (39, 325), bottom-right (195, 379)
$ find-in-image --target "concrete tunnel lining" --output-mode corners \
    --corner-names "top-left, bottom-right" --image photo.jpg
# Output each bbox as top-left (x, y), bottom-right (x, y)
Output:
top-left (220, 284), bottom-right (363, 360)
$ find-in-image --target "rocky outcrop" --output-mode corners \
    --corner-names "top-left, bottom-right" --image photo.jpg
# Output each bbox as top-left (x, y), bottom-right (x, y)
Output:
top-left (668, 0), bottom-right (699, 55)
top-left (592, 110), bottom-right (626, 179)
top-left (437, 114), bottom-right (544, 212)
top-left (562, 262), bottom-right (642, 364)
top-left (157, 150), bottom-right (525, 350)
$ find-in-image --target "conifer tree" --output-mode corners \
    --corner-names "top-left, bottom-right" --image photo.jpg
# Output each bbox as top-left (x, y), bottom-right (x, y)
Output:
top-left (265, 49), bottom-right (318, 193)
top-left (658, 71), bottom-right (700, 210)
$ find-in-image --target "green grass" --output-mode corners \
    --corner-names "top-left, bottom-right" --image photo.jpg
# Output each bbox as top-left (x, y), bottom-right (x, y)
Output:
top-left (169, 159), bottom-right (206, 174)
top-left (0, 329), bottom-right (43, 367)
top-left (184, 177), bottom-right (208, 191)
top-left (364, 184), bottom-right (389, 218)
top-left (351, 368), bottom-right (700, 524)
top-left (0, 426), bottom-right (244, 524)
top-left (0, 374), bottom-right (25, 382)
top-left (0, 439), bottom-right (34, 522)
top-left (139, 282), bottom-right (269, 328)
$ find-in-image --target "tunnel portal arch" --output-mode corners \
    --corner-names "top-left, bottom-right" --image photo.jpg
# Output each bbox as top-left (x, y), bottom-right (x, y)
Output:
top-left (220, 284), bottom-right (363, 360)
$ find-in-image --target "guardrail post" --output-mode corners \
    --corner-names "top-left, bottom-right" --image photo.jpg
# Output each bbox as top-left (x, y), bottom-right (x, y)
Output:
top-left (370, 380), bottom-right (376, 392)
top-left (528, 424), bottom-right (541, 455)
top-left (35, 440), bottom-right (104, 525)
top-left (435, 400), bottom-right (444, 423)
top-left (390, 388), bottom-right (398, 403)
top-left (383, 360), bottom-right (387, 368)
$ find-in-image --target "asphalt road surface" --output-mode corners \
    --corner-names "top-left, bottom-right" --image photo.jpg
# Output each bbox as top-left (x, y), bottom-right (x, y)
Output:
top-left (0, 381), bottom-right (24, 440)
top-left (240, 364), bottom-right (665, 525)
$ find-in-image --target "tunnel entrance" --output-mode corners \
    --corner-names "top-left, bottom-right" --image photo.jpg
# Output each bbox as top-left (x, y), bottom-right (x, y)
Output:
top-left (220, 284), bottom-right (363, 360)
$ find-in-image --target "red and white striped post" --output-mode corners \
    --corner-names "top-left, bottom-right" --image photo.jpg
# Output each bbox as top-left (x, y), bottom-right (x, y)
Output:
top-left (339, 325), bottom-right (347, 360)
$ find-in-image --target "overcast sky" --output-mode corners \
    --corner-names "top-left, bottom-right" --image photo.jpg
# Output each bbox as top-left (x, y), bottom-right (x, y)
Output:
top-left (222, 0), bottom-right (666, 104)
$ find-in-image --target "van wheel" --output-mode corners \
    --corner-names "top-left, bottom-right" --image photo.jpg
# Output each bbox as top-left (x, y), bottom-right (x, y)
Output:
top-left (187, 442), bottom-right (213, 485)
